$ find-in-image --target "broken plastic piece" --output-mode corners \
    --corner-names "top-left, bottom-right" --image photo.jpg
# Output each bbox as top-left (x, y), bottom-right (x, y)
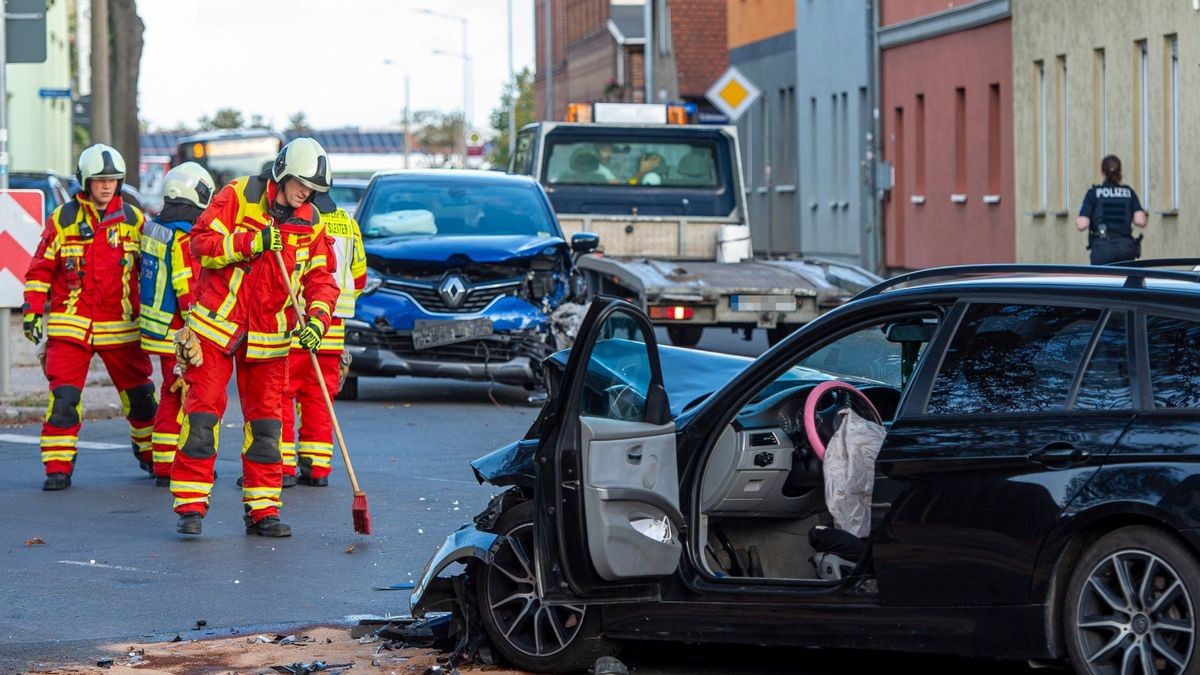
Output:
top-left (96, 658), bottom-right (113, 668)
top-left (594, 655), bottom-right (630, 675)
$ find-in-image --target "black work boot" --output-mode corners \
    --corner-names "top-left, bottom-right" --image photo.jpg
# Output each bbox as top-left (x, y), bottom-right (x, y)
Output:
top-left (176, 513), bottom-right (203, 535)
top-left (42, 473), bottom-right (71, 491)
top-left (282, 474), bottom-right (297, 488)
top-left (246, 516), bottom-right (292, 537)
top-left (154, 475), bottom-right (171, 488)
top-left (297, 472), bottom-right (328, 487)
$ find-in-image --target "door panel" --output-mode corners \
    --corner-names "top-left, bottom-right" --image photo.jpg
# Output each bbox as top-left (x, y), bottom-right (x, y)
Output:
top-left (581, 417), bottom-right (680, 581)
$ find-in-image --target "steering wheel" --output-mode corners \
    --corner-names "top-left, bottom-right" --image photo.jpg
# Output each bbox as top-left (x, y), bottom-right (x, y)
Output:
top-left (803, 381), bottom-right (882, 461)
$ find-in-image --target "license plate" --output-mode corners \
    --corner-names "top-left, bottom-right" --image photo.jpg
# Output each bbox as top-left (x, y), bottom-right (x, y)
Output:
top-left (730, 294), bottom-right (797, 312)
top-left (411, 318), bottom-right (494, 350)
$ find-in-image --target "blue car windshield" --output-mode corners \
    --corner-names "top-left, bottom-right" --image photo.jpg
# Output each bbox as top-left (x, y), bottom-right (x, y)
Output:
top-left (359, 180), bottom-right (556, 239)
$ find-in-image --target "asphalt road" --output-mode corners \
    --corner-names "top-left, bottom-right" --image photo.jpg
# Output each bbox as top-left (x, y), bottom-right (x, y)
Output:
top-left (0, 328), bottom-right (1053, 673)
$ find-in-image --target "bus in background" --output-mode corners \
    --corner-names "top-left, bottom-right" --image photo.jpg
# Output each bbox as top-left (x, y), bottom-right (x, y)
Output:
top-left (172, 129), bottom-right (285, 187)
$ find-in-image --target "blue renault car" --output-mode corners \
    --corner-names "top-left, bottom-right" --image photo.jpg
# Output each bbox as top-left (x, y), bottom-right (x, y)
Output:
top-left (342, 171), bottom-right (597, 399)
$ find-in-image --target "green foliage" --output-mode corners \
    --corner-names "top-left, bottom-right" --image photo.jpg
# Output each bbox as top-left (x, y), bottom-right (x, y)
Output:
top-left (413, 109), bottom-right (465, 167)
top-left (487, 68), bottom-right (535, 168)
top-left (286, 111), bottom-right (311, 132)
top-left (198, 108), bottom-right (245, 131)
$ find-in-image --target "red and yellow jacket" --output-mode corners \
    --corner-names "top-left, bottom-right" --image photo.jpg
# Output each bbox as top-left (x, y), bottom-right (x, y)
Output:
top-left (290, 207), bottom-right (366, 354)
top-left (23, 193), bottom-right (146, 349)
top-left (187, 175), bottom-right (338, 360)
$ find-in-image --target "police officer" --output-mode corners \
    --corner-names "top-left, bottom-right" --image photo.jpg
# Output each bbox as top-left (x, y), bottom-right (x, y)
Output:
top-left (1076, 155), bottom-right (1148, 265)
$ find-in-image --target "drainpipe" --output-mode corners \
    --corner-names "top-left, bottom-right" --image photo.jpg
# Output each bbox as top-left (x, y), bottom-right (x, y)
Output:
top-left (868, 0), bottom-right (884, 275)
top-left (643, 0), bottom-right (654, 104)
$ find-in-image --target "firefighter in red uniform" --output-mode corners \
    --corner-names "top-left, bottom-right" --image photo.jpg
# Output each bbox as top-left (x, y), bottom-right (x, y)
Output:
top-left (171, 138), bottom-right (339, 537)
top-left (138, 162), bottom-right (214, 486)
top-left (281, 205), bottom-right (366, 486)
top-left (22, 144), bottom-right (156, 490)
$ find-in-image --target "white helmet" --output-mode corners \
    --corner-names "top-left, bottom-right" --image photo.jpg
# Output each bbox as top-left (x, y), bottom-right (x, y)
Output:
top-left (162, 162), bottom-right (215, 209)
top-left (271, 137), bottom-right (331, 193)
top-left (77, 143), bottom-right (126, 186)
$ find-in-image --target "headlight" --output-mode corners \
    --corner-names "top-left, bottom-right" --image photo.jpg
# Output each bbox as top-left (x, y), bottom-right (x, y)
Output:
top-left (363, 267), bottom-right (383, 295)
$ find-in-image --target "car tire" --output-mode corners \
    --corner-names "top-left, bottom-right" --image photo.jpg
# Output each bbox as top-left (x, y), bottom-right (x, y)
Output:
top-left (335, 376), bottom-right (358, 401)
top-left (667, 325), bottom-right (703, 348)
top-left (1064, 526), bottom-right (1200, 675)
top-left (475, 501), bottom-right (616, 673)
top-left (767, 324), bottom-right (796, 347)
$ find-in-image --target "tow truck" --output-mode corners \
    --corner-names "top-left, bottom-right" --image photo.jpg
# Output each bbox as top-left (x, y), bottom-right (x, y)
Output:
top-left (509, 102), bottom-right (880, 346)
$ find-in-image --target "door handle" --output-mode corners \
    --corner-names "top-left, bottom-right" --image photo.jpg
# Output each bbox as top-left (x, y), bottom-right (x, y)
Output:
top-left (627, 446), bottom-right (643, 463)
top-left (1027, 442), bottom-right (1091, 465)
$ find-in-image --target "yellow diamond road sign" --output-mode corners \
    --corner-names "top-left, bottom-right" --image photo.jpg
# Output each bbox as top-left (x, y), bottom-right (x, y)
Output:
top-left (706, 66), bottom-right (761, 122)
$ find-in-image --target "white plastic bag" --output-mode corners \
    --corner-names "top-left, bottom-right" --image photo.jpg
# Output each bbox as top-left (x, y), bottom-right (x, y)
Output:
top-left (823, 408), bottom-right (886, 538)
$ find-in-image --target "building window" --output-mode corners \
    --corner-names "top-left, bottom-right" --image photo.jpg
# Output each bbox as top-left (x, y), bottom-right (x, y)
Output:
top-left (954, 87), bottom-right (966, 197)
top-left (840, 91), bottom-right (849, 202)
top-left (915, 93), bottom-right (926, 198)
top-left (1136, 40), bottom-right (1150, 206)
top-left (1165, 34), bottom-right (1178, 211)
top-left (809, 97), bottom-right (818, 204)
top-left (988, 83), bottom-right (1001, 196)
top-left (1034, 60), bottom-right (1047, 212)
top-left (1057, 55), bottom-right (1069, 212)
top-left (893, 106), bottom-right (906, 238)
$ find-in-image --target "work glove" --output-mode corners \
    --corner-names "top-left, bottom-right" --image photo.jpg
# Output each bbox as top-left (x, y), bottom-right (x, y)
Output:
top-left (251, 225), bottom-right (282, 255)
top-left (169, 363), bottom-right (186, 394)
top-left (22, 312), bottom-right (43, 344)
top-left (36, 338), bottom-right (48, 376)
top-left (173, 325), bottom-right (204, 368)
top-left (295, 315), bottom-right (326, 352)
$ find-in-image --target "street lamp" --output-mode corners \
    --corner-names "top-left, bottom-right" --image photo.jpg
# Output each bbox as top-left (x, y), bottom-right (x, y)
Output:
top-left (416, 8), bottom-right (470, 168)
top-left (382, 59), bottom-right (411, 169)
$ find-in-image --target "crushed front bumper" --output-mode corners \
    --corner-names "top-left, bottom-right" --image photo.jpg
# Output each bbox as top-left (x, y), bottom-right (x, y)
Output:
top-left (410, 523), bottom-right (501, 618)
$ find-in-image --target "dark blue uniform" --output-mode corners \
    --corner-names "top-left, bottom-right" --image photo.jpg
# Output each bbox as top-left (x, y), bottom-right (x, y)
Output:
top-left (1078, 182), bottom-right (1143, 264)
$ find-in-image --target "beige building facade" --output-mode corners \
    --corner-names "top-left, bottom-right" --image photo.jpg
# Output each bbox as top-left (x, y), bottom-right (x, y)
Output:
top-left (1012, 0), bottom-right (1198, 263)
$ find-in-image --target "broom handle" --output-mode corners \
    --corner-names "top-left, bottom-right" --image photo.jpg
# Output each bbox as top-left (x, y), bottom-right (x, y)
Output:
top-left (272, 249), bottom-right (363, 494)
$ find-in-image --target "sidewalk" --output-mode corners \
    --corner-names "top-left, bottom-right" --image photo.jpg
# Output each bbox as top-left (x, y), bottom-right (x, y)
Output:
top-left (1, 315), bottom-right (134, 426)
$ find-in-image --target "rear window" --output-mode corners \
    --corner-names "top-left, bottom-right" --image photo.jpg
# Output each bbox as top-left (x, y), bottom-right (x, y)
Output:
top-left (358, 180), bottom-right (556, 239)
top-left (1146, 316), bottom-right (1200, 408)
top-left (927, 304), bottom-right (1101, 415)
top-left (544, 140), bottom-right (718, 187)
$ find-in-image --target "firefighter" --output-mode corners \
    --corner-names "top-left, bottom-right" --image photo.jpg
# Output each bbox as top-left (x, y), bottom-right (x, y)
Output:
top-left (22, 144), bottom-right (157, 490)
top-left (138, 162), bottom-right (214, 487)
top-left (171, 138), bottom-right (339, 538)
top-left (281, 205), bottom-right (366, 487)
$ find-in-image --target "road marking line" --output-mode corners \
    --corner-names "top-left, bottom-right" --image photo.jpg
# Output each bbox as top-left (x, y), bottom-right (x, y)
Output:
top-left (0, 433), bottom-right (127, 450)
top-left (57, 559), bottom-right (173, 575)
top-left (408, 475), bottom-right (478, 486)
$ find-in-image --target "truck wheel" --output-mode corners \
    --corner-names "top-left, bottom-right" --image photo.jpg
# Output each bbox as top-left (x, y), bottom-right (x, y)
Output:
top-left (475, 501), bottom-right (616, 672)
top-left (667, 325), bottom-right (703, 348)
top-left (1064, 526), bottom-right (1199, 675)
top-left (335, 376), bottom-right (358, 401)
top-left (767, 324), bottom-right (797, 347)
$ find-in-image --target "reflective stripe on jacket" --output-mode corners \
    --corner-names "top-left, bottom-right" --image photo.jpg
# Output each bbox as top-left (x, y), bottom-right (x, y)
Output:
top-left (23, 194), bottom-right (145, 349)
top-left (187, 175), bottom-right (338, 360)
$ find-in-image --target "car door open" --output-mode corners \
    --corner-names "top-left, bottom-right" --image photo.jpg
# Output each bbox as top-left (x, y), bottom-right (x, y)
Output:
top-left (534, 299), bottom-right (683, 605)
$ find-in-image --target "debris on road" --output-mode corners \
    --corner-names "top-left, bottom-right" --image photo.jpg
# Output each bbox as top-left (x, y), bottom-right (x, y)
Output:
top-left (268, 659), bottom-right (354, 674)
top-left (251, 634), bottom-right (313, 646)
top-left (25, 536), bottom-right (45, 546)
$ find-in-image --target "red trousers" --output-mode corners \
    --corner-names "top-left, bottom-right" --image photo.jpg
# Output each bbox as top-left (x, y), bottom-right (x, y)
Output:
top-left (151, 355), bottom-right (183, 478)
top-left (41, 338), bottom-right (155, 475)
top-left (282, 349), bottom-right (340, 479)
top-left (170, 336), bottom-right (286, 522)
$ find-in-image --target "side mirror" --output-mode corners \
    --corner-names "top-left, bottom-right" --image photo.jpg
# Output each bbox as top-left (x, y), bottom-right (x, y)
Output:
top-left (571, 232), bottom-right (600, 254)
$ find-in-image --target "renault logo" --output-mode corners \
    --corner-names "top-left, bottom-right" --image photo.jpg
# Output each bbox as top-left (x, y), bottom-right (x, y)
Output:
top-left (439, 275), bottom-right (469, 309)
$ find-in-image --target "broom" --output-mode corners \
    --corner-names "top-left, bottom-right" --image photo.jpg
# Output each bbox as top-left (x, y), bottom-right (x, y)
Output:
top-left (273, 249), bottom-right (372, 534)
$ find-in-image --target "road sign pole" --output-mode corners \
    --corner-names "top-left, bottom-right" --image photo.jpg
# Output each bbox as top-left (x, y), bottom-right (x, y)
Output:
top-left (1, 0), bottom-right (11, 396)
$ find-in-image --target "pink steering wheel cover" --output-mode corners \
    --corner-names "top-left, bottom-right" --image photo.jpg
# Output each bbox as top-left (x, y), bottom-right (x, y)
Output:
top-left (803, 381), bottom-right (882, 461)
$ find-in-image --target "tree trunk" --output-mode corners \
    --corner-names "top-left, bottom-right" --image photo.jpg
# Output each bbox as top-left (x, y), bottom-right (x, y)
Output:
top-left (108, 0), bottom-right (144, 188)
top-left (90, 0), bottom-right (112, 145)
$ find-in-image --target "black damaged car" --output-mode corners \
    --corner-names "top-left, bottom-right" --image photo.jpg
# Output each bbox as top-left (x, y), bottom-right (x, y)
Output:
top-left (411, 261), bottom-right (1200, 675)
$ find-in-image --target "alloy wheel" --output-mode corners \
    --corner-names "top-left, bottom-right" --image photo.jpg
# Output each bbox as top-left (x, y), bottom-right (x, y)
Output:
top-left (1075, 549), bottom-right (1195, 675)
top-left (481, 521), bottom-right (587, 658)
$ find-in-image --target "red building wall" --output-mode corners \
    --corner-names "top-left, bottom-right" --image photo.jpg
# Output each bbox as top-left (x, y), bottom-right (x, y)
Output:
top-left (881, 0), bottom-right (983, 27)
top-left (882, 18), bottom-right (1014, 269)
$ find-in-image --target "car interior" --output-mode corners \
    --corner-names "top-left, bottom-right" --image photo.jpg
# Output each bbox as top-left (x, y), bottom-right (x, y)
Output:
top-left (694, 313), bottom-right (942, 585)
